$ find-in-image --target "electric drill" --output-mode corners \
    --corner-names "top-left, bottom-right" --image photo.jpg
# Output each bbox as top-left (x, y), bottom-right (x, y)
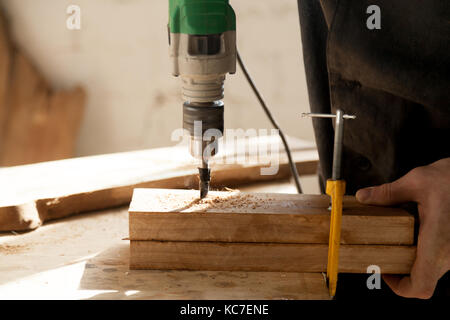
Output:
top-left (168, 0), bottom-right (236, 198)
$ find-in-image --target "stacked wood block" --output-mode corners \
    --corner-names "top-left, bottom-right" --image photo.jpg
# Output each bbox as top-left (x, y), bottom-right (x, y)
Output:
top-left (129, 189), bottom-right (416, 274)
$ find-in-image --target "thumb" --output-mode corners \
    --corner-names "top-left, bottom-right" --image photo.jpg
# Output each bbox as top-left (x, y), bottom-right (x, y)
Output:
top-left (355, 173), bottom-right (418, 206)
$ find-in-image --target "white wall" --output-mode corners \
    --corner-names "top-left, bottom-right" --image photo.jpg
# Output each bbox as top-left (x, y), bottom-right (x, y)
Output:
top-left (1, 0), bottom-right (313, 156)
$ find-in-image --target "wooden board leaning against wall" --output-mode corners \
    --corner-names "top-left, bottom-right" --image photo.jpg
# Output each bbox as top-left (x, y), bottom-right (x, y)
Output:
top-left (0, 10), bottom-right (85, 167)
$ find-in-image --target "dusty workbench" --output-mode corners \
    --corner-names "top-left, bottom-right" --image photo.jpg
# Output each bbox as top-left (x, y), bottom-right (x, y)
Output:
top-left (0, 178), bottom-right (330, 300)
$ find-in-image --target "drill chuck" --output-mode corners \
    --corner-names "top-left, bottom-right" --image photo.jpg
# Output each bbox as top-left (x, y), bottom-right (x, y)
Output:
top-left (183, 101), bottom-right (224, 160)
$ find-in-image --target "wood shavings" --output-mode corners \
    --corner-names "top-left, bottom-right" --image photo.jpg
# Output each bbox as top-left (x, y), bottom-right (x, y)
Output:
top-left (152, 191), bottom-right (276, 213)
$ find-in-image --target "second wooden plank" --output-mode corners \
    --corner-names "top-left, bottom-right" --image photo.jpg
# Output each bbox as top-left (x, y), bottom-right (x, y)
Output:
top-left (130, 241), bottom-right (416, 274)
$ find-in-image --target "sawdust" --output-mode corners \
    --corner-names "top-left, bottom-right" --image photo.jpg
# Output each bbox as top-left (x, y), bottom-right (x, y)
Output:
top-left (161, 190), bottom-right (277, 213)
top-left (0, 243), bottom-right (30, 255)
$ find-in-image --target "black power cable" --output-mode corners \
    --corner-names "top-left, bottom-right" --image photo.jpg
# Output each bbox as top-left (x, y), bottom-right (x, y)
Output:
top-left (237, 50), bottom-right (303, 194)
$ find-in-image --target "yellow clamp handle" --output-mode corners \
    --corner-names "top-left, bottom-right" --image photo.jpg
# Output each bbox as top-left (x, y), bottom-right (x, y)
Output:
top-left (326, 179), bottom-right (346, 297)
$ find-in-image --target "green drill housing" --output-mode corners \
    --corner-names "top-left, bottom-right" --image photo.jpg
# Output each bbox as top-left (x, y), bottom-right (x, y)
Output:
top-left (169, 0), bottom-right (236, 35)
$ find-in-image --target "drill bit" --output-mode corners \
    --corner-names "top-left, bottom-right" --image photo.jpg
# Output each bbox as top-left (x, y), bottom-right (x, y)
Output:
top-left (198, 159), bottom-right (210, 199)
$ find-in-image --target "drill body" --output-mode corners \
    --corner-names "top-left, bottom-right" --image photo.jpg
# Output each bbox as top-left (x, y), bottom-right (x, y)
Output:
top-left (169, 0), bottom-right (237, 197)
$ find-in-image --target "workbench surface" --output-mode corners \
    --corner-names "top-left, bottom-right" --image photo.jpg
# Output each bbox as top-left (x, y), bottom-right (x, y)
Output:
top-left (0, 179), bottom-right (330, 300)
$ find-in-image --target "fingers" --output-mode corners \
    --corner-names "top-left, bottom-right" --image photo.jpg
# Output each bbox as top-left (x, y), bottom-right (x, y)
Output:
top-left (383, 276), bottom-right (436, 299)
top-left (382, 235), bottom-right (444, 299)
top-left (356, 168), bottom-right (423, 205)
top-left (382, 261), bottom-right (440, 299)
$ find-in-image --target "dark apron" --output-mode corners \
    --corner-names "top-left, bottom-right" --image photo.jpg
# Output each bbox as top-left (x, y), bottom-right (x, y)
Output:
top-left (297, 0), bottom-right (450, 299)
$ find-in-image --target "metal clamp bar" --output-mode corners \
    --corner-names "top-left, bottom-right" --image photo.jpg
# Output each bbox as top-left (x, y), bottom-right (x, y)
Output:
top-left (301, 110), bottom-right (356, 180)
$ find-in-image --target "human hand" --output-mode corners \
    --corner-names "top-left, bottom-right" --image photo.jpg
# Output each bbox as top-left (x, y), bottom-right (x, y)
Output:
top-left (355, 158), bottom-right (450, 299)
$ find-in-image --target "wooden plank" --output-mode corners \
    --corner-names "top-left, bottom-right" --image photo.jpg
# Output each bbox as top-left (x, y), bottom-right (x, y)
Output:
top-left (0, 13), bottom-right (11, 152)
top-left (129, 189), bottom-right (414, 245)
top-left (0, 136), bottom-right (318, 231)
top-left (130, 241), bottom-right (416, 274)
top-left (0, 12), bottom-right (85, 167)
top-left (0, 53), bottom-right (85, 166)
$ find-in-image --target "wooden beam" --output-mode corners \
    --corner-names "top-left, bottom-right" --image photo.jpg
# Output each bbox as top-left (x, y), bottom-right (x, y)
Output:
top-left (129, 189), bottom-right (414, 245)
top-left (130, 241), bottom-right (416, 274)
top-left (0, 136), bottom-right (318, 231)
